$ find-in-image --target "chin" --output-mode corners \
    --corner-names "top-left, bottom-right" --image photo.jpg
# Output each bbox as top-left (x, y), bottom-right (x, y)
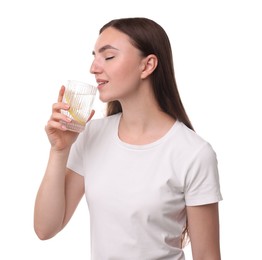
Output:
top-left (98, 93), bottom-right (114, 103)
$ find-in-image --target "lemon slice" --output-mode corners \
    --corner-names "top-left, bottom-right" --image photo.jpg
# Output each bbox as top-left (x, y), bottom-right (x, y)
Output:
top-left (64, 91), bottom-right (86, 125)
top-left (68, 108), bottom-right (86, 125)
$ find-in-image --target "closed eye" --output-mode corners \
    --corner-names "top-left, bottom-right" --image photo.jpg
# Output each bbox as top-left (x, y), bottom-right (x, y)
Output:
top-left (105, 56), bottom-right (115, 60)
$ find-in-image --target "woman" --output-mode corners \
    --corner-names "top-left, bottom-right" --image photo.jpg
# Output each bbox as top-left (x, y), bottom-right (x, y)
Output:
top-left (34, 17), bottom-right (222, 259)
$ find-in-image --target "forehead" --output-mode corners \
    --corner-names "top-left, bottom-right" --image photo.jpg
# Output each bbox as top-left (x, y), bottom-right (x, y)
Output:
top-left (93, 27), bottom-right (134, 53)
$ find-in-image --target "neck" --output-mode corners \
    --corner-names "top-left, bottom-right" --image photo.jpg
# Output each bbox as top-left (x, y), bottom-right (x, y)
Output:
top-left (118, 87), bottom-right (175, 144)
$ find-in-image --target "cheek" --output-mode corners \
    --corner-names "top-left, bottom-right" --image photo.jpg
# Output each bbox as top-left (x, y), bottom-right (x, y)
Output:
top-left (113, 60), bottom-right (141, 84)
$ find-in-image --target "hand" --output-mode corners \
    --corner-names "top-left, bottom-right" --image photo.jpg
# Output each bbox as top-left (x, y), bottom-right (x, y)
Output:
top-left (45, 85), bottom-right (95, 151)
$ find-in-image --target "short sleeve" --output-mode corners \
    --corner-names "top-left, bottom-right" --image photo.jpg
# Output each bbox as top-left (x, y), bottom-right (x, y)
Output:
top-left (184, 143), bottom-right (223, 206)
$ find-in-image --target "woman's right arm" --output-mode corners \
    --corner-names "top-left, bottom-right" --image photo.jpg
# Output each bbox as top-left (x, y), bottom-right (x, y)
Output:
top-left (34, 149), bottom-right (85, 240)
top-left (34, 86), bottom-right (93, 240)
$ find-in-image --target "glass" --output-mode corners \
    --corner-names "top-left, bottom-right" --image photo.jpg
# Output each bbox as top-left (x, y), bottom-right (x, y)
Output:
top-left (61, 80), bottom-right (97, 132)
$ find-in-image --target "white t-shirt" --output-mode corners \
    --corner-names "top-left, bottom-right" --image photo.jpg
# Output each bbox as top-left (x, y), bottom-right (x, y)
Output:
top-left (67, 113), bottom-right (222, 260)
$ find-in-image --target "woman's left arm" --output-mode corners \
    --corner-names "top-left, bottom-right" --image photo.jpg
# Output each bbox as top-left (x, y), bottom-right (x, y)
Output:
top-left (187, 202), bottom-right (221, 260)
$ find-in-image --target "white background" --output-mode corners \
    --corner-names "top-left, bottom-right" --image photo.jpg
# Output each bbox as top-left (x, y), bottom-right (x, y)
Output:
top-left (1, 0), bottom-right (261, 259)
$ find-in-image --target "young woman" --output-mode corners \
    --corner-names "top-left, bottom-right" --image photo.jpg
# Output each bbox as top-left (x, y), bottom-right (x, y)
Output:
top-left (34, 17), bottom-right (222, 260)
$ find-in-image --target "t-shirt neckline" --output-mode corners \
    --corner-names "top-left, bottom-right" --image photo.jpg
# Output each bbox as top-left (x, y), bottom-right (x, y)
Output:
top-left (114, 113), bottom-right (179, 150)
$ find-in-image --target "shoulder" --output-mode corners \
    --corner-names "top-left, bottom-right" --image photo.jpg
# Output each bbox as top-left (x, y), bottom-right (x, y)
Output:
top-left (174, 121), bottom-right (216, 157)
top-left (173, 123), bottom-right (222, 205)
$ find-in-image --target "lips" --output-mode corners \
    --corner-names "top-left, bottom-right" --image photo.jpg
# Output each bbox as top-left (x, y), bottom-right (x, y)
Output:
top-left (96, 79), bottom-right (108, 90)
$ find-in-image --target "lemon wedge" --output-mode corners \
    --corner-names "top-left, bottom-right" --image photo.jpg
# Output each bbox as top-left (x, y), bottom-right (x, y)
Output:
top-left (64, 91), bottom-right (86, 126)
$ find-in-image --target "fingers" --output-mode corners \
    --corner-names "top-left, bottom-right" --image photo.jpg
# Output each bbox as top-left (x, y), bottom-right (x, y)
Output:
top-left (52, 101), bottom-right (69, 113)
top-left (45, 118), bottom-right (66, 132)
top-left (58, 85), bottom-right (66, 102)
top-left (48, 96), bottom-right (71, 129)
top-left (52, 86), bottom-right (69, 115)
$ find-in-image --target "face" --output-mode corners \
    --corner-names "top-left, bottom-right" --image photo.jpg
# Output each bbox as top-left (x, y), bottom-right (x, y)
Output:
top-left (90, 27), bottom-right (146, 103)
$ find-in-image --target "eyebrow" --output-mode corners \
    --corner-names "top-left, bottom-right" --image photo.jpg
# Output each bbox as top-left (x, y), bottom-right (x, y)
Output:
top-left (92, 44), bottom-right (119, 55)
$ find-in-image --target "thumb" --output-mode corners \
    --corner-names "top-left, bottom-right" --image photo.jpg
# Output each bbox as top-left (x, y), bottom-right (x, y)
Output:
top-left (86, 109), bottom-right (95, 123)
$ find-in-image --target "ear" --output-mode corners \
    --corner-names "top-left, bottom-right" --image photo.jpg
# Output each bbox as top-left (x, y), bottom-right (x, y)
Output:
top-left (140, 54), bottom-right (158, 79)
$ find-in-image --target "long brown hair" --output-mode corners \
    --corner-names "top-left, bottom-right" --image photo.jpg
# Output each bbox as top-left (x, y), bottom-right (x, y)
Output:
top-left (99, 17), bottom-right (193, 132)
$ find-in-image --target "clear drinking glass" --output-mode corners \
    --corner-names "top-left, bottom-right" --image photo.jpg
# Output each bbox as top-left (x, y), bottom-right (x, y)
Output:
top-left (61, 80), bottom-right (97, 132)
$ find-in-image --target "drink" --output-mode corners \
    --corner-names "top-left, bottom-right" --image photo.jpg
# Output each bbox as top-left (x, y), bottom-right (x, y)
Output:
top-left (61, 80), bottom-right (97, 132)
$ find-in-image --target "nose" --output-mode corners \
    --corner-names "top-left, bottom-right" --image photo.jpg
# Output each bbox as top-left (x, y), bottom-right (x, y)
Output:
top-left (90, 59), bottom-right (102, 75)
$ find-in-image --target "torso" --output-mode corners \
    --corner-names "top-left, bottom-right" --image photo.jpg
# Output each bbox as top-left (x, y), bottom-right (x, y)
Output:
top-left (67, 113), bottom-right (222, 260)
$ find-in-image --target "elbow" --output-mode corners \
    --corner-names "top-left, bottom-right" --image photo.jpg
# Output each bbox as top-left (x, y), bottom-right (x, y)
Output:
top-left (34, 224), bottom-right (59, 240)
top-left (35, 232), bottom-right (52, 241)
top-left (33, 210), bottom-right (64, 240)
top-left (34, 229), bottom-right (54, 241)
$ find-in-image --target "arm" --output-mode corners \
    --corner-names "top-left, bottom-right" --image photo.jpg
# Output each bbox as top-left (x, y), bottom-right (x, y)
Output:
top-left (34, 151), bottom-right (85, 240)
top-left (34, 86), bottom-right (94, 240)
top-left (187, 202), bottom-right (221, 260)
